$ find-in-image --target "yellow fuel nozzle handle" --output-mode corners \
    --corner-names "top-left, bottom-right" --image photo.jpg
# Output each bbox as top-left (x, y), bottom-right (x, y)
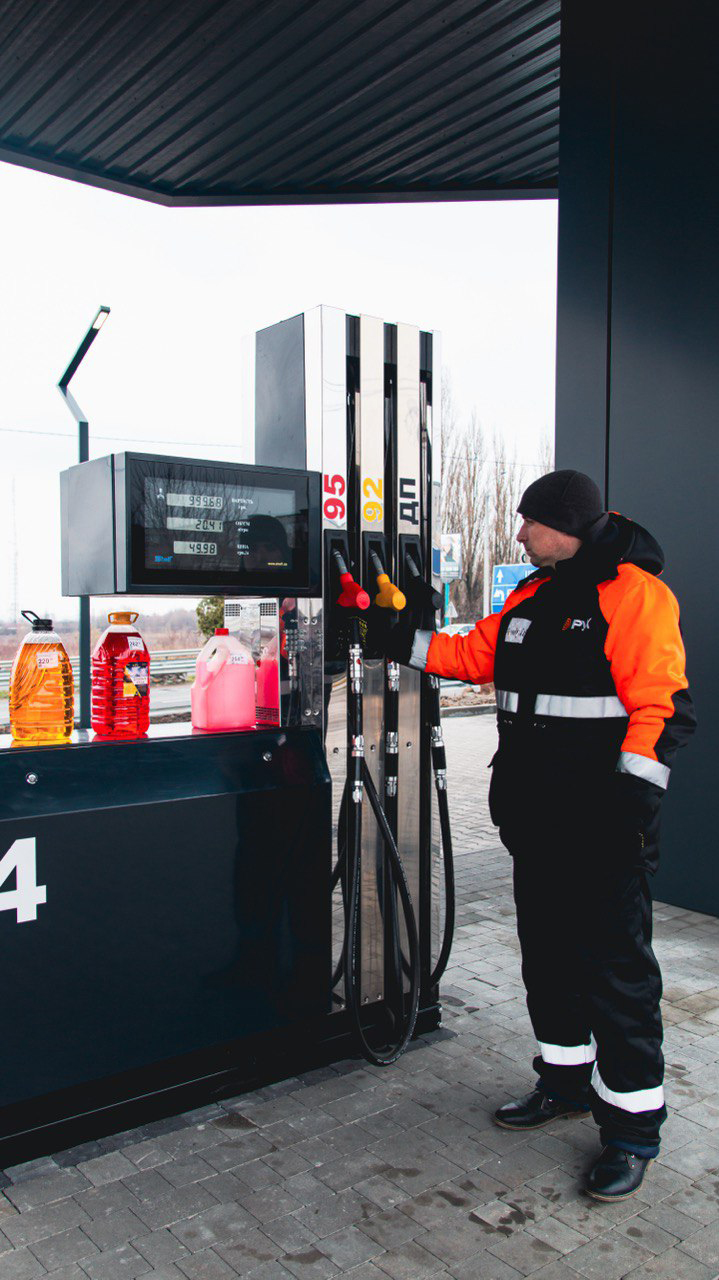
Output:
top-left (369, 552), bottom-right (406, 610)
top-left (375, 573), bottom-right (406, 611)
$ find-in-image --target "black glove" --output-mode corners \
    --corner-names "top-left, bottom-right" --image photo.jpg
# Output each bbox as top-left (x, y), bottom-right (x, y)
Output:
top-left (382, 619), bottom-right (420, 667)
top-left (610, 769), bottom-right (663, 872)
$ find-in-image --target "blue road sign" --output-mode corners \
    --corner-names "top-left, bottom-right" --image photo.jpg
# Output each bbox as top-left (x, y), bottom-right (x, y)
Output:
top-left (491, 563), bottom-right (533, 613)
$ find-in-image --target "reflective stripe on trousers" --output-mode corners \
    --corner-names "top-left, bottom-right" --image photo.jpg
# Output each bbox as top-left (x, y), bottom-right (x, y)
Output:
top-left (592, 1066), bottom-right (665, 1114)
top-left (494, 691), bottom-right (628, 719)
top-left (539, 1038), bottom-right (596, 1066)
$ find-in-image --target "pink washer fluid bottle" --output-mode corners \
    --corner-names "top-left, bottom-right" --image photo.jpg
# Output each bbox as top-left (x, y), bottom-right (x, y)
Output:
top-left (191, 628), bottom-right (256, 732)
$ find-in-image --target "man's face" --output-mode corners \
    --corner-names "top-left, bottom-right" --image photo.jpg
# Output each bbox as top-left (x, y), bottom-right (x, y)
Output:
top-left (516, 516), bottom-right (582, 568)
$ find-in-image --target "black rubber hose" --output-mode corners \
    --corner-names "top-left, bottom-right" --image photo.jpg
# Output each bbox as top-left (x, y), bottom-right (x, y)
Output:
top-left (332, 767), bottom-right (414, 996)
top-left (331, 774), bottom-right (352, 990)
top-left (340, 618), bottom-right (420, 1066)
top-left (401, 555), bottom-right (456, 986)
top-left (342, 759), bottom-right (420, 1066)
top-left (426, 676), bottom-right (455, 988)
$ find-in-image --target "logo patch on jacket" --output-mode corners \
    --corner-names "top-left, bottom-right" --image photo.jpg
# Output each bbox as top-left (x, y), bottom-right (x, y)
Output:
top-left (505, 617), bottom-right (532, 644)
top-left (563, 617), bottom-right (592, 632)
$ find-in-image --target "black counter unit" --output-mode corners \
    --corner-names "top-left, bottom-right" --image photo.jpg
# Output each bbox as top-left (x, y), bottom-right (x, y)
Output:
top-left (0, 726), bottom-right (331, 1162)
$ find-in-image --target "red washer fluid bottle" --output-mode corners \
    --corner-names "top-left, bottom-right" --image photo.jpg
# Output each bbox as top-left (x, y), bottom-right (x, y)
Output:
top-left (91, 611), bottom-right (150, 739)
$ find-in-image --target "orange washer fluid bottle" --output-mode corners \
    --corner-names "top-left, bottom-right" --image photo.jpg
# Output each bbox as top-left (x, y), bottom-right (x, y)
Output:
top-left (9, 610), bottom-right (74, 744)
top-left (91, 611), bottom-right (150, 739)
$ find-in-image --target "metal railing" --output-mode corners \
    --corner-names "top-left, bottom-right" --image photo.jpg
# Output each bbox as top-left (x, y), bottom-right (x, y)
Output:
top-left (1, 649), bottom-right (485, 695)
top-left (0, 648), bottom-right (199, 693)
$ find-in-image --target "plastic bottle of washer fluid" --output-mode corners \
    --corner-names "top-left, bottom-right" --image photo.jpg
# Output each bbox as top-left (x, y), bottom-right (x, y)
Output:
top-left (9, 610), bottom-right (74, 744)
top-left (91, 612), bottom-right (150, 739)
top-left (191, 628), bottom-right (255, 731)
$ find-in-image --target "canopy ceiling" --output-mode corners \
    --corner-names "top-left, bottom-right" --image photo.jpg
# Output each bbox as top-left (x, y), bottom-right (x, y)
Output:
top-left (0, 0), bottom-right (559, 205)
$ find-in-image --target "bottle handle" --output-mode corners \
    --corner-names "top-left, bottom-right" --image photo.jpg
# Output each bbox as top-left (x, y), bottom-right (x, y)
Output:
top-left (206, 646), bottom-right (229, 676)
top-left (108, 611), bottom-right (139, 625)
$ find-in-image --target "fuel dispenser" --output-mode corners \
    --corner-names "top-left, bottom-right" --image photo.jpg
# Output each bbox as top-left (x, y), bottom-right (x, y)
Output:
top-left (0, 306), bottom-right (454, 1163)
top-left (235, 308), bottom-right (455, 1062)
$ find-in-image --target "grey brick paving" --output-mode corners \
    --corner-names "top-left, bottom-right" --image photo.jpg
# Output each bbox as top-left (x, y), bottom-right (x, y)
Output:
top-left (3, 716), bottom-right (719, 1279)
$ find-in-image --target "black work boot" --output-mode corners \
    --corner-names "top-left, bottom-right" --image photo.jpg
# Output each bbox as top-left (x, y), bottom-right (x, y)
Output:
top-left (494, 1086), bottom-right (589, 1131)
top-left (585, 1146), bottom-right (651, 1200)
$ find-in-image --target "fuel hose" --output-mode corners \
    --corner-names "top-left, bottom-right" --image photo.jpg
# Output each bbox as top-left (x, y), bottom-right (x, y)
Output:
top-left (425, 671), bottom-right (455, 988)
top-left (342, 616), bottom-right (420, 1066)
top-left (330, 549), bottom-right (455, 1063)
top-left (403, 553), bottom-right (456, 988)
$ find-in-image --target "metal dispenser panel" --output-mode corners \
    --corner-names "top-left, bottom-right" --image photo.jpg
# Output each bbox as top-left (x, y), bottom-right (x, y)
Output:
top-left (395, 323), bottom-right (423, 934)
top-left (424, 332), bottom-right (442, 978)
top-left (357, 313), bottom-right (387, 1007)
top-left (304, 306), bottom-right (350, 1000)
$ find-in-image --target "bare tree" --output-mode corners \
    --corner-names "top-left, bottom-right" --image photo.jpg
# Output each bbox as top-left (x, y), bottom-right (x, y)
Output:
top-left (488, 433), bottom-right (525, 569)
top-left (441, 374), bottom-right (487, 618)
top-left (439, 372), bottom-right (556, 621)
top-left (535, 429), bottom-right (554, 476)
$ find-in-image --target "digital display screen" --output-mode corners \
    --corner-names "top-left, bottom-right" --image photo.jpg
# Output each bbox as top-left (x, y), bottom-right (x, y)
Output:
top-left (143, 479), bottom-right (296, 573)
top-left (126, 457), bottom-right (319, 593)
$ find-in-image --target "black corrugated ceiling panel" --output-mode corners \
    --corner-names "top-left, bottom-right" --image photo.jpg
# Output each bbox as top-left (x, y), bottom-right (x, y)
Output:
top-left (0, 0), bottom-right (559, 204)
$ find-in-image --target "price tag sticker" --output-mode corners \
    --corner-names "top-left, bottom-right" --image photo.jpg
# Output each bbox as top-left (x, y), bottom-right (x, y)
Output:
top-left (229, 654), bottom-right (250, 665)
top-left (127, 636), bottom-right (144, 651)
top-left (36, 652), bottom-right (59, 670)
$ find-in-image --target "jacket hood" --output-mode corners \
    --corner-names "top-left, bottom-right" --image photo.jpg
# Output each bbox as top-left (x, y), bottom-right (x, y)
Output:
top-left (586, 512), bottom-right (664, 577)
top-left (539, 512), bottom-right (665, 588)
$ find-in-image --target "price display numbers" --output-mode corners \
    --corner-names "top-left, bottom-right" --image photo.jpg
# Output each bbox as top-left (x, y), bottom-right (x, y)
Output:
top-left (173, 541), bottom-right (218, 556)
top-left (167, 516), bottom-right (223, 533)
top-left (167, 493), bottom-right (222, 510)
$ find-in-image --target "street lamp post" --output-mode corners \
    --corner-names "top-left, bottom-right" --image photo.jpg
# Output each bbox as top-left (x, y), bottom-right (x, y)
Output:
top-left (57, 306), bottom-right (110, 728)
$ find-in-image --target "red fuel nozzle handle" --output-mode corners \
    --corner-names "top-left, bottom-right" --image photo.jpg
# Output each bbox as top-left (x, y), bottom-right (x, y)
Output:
top-left (333, 550), bottom-right (370, 610)
top-left (338, 572), bottom-right (370, 610)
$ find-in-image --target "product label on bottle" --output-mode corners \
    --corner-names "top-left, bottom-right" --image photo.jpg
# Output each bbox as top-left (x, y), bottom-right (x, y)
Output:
top-left (123, 662), bottom-right (149, 697)
top-left (127, 636), bottom-right (144, 652)
top-left (36, 652), bottom-right (59, 670)
top-left (229, 654), bottom-right (250, 665)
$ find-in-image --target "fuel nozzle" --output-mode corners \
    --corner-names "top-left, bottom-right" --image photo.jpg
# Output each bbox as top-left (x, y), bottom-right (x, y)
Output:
top-left (404, 550), bottom-right (443, 616)
top-left (370, 551), bottom-right (406, 611)
top-left (333, 550), bottom-right (370, 610)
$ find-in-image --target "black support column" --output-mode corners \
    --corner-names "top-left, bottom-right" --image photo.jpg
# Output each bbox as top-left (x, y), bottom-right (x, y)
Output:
top-left (555, 0), bottom-right (719, 913)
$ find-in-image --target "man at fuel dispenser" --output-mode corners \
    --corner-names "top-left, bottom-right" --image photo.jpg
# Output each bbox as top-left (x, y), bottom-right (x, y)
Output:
top-left (386, 470), bottom-right (695, 1201)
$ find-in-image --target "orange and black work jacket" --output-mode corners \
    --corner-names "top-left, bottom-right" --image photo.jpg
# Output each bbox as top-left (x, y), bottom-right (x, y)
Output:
top-left (412, 515), bottom-right (695, 867)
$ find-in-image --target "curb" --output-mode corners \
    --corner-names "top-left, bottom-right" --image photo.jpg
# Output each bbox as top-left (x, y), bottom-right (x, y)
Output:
top-left (440, 703), bottom-right (496, 719)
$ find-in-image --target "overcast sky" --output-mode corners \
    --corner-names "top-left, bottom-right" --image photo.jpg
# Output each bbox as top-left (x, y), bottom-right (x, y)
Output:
top-left (0, 159), bottom-right (557, 623)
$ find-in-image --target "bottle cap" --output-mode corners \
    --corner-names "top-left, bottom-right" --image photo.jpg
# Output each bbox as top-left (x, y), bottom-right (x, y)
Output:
top-left (215, 627), bottom-right (229, 635)
top-left (21, 610), bottom-right (53, 631)
top-left (109, 611), bottom-right (139, 625)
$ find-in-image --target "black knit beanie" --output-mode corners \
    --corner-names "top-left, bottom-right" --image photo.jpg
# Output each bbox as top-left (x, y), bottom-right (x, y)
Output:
top-left (517, 470), bottom-right (605, 537)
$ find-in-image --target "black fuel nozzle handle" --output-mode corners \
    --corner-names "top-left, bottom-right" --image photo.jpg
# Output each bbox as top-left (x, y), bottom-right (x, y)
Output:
top-left (404, 551), bottom-right (443, 617)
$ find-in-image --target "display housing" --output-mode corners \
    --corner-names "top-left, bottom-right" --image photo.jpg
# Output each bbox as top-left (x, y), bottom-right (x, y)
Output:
top-left (61, 453), bottom-right (321, 597)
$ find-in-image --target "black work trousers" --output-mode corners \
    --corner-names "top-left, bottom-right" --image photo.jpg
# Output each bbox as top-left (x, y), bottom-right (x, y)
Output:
top-left (505, 831), bottom-right (666, 1156)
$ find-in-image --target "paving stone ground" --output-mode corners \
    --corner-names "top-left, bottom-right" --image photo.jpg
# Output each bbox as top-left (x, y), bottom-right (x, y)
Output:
top-left (3, 716), bottom-right (719, 1280)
